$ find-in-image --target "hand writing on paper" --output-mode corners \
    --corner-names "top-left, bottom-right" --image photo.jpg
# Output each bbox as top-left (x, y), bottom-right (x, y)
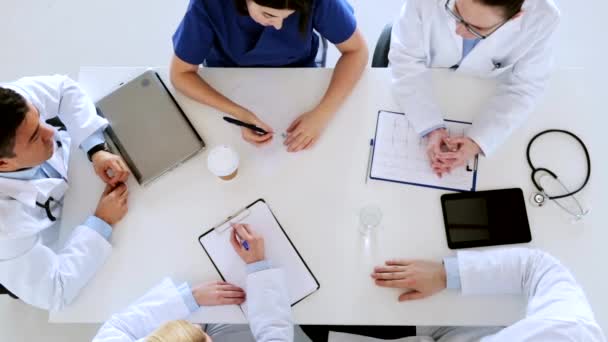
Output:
top-left (230, 224), bottom-right (265, 264)
top-left (433, 136), bottom-right (481, 174)
top-left (371, 259), bottom-right (446, 301)
top-left (284, 110), bottom-right (330, 153)
top-left (192, 281), bottom-right (246, 306)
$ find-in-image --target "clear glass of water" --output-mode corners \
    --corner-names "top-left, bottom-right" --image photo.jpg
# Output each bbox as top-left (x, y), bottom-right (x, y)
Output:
top-left (359, 205), bottom-right (383, 236)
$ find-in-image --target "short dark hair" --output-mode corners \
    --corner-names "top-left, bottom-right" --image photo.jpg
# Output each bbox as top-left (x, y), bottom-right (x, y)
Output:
top-left (476, 0), bottom-right (524, 18)
top-left (233, 0), bottom-right (313, 34)
top-left (0, 87), bottom-right (28, 159)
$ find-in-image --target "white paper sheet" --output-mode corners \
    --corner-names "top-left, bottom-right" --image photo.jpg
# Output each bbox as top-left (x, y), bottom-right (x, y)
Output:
top-left (370, 111), bottom-right (477, 192)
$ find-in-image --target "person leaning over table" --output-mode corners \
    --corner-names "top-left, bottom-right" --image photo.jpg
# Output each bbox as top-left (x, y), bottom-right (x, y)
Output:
top-left (170, 0), bottom-right (368, 153)
top-left (390, 0), bottom-right (560, 177)
top-left (304, 248), bottom-right (606, 341)
top-left (358, 248), bottom-right (605, 341)
top-left (0, 75), bottom-right (130, 310)
top-left (92, 223), bottom-right (293, 342)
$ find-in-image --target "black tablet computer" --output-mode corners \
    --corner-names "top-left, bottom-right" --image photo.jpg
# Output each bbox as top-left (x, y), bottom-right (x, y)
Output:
top-left (441, 188), bottom-right (532, 249)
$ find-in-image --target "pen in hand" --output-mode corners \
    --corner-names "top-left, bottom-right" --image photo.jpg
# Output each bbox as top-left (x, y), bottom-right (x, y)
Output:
top-left (240, 239), bottom-right (250, 251)
top-left (230, 224), bottom-right (265, 264)
top-left (223, 116), bottom-right (268, 136)
top-left (231, 224), bottom-right (250, 251)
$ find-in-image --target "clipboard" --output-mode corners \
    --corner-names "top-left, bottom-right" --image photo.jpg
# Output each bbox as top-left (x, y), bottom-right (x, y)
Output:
top-left (369, 110), bottom-right (478, 192)
top-left (198, 199), bottom-right (320, 308)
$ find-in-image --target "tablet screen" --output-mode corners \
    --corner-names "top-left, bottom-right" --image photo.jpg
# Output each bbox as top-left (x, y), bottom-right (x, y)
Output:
top-left (441, 188), bottom-right (532, 249)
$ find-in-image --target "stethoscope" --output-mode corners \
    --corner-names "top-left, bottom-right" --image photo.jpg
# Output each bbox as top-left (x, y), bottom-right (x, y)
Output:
top-left (5, 194), bottom-right (61, 222)
top-left (526, 129), bottom-right (591, 221)
top-left (36, 197), bottom-right (60, 222)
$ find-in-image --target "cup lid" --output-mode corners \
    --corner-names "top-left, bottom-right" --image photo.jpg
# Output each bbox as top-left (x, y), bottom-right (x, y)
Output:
top-left (207, 145), bottom-right (239, 177)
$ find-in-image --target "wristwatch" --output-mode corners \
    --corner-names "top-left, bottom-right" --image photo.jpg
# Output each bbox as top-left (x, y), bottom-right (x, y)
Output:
top-left (87, 142), bottom-right (110, 162)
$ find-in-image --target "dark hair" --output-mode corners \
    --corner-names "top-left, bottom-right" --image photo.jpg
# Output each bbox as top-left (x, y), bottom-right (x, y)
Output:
top-left (475, 0), bottom-right (524, 18)
top-left (233, 0), bottom-right (312, 34)
top-left (0, 88), bottom-right (28, 158)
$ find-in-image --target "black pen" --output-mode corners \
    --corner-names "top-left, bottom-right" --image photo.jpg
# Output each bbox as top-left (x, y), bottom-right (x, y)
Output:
top-left (223, 116), bottom-right (268, 135)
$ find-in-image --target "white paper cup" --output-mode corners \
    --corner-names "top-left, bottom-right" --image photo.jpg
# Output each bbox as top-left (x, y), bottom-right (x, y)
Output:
top-left (207, 145), bottom-right (239, 181)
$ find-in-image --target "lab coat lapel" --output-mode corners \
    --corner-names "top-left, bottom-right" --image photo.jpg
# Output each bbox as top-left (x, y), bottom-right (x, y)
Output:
top-left (446, 13), bottom-right (463, 57)
top-left (440, 10), bottom-right (464, 68)
top-left (0, 178), bottom-right (40, 207)
top-left (45, 130), bottom-right (71, 179)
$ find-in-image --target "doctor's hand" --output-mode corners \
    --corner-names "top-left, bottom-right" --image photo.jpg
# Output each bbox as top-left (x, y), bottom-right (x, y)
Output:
top-left (237, 110), bottom-right (274, 147)
top-left (230, 224), bottom-right (265, 264)
top-left (94, 183), bottom-right (129, 226)
top-left (92, 151), bottom-right (130, 186)
top-left (435, 136), bottom-right (481, 171)
top-left (192, 281), bottom-right (246, 306)
top-left (426, 128), bottom-right (456, 177)
top-left (371, 259), bottom-right (446, 301)
top-left (284, 110), bottom-right (329, 153)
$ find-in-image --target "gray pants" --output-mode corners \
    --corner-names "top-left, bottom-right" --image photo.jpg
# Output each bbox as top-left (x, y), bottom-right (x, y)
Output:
top-left (202, 324), bottom-right (255, 342)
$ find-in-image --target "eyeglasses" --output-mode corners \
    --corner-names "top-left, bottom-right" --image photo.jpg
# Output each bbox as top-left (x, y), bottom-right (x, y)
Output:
top-left (444, 0), bottom-right (512, 39)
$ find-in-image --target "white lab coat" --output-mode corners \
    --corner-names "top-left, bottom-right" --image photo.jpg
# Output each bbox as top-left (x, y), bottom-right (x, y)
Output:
top-left (389, 0), bottom-right (560, 156)
top-left (92, 268), bottom-right (294, 342)
top-left (329, 248), bottom-right (606, 342)
top-left (0, 75), bottom-right (110, 310)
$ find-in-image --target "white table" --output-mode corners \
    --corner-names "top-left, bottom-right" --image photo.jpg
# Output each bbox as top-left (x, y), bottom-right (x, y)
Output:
top-left (49, 67), bottom-right (606, 329)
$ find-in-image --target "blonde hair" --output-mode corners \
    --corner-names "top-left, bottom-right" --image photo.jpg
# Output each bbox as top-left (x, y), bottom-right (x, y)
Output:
top-left (146, 320), bottom-right (208, 342)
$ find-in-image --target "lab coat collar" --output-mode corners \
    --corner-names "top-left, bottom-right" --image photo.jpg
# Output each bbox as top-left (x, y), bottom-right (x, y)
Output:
top-left (45, 135), bottom-right (69, 179)
top-left (0, 166), bottom-right (41, 180)
top-left (0, 177), bottom-right (67, 208)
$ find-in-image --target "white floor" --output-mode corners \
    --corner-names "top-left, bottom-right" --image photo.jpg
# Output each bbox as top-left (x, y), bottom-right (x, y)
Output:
top-left (1, 0), bottom-right (607, 340)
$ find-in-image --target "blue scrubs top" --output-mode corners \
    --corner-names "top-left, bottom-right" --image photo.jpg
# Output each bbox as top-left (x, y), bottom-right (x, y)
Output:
top-left (172, 0), bottom-right (357, 67)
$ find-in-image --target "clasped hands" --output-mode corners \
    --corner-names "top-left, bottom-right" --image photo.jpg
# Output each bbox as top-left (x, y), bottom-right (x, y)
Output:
top-left (426, 128), bottom-right (481, 177)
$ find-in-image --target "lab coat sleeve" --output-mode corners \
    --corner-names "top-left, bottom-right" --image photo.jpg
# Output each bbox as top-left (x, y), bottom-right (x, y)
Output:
top-left (0, 225), bottom-right (111, 311)
top-left (458, 248), bottom-right (606, 341)
top-left (389, 0), bottom-right (445, 136)
top-left (246, 268), bottom-right (294, 342)
top-left (11, 75), bottom-right (108, 148)
top-left (467, 16), bottom-right (560, 156)
top-left (92, 278), bottom-right (192, 342)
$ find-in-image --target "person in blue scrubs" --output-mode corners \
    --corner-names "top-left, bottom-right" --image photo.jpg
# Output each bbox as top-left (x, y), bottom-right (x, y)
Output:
top-left (170, 0), bottom-right (368, 153)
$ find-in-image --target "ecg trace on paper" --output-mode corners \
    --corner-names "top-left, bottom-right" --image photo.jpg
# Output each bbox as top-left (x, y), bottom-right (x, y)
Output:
top-left (371, 111), bottom-right (477, 191)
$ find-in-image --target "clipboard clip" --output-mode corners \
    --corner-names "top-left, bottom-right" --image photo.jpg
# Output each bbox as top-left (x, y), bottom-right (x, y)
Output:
top-left (466, 155), bottom-right (479, 172)
top-left (213, 207), bottom-right (252, 233)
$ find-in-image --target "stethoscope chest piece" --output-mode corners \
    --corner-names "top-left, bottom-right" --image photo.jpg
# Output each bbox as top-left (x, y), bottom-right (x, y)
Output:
top-left (530, 192), bottom-right (546, 207)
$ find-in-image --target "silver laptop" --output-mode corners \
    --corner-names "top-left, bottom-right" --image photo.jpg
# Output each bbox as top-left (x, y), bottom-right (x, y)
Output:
top-left (95, 70), bottom-right (205, 185)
